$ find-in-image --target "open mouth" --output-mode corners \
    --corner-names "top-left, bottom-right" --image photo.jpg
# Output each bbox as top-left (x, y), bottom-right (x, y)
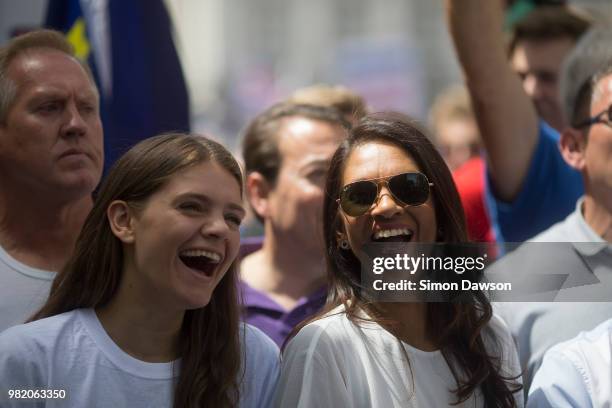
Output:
top-left (179, 249), bottom-right (221, 278)
top-left (371, 228), bottom-right (414, 243)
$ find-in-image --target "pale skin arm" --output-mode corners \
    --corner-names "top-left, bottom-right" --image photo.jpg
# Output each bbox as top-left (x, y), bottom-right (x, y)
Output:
top-left (445, 0), bottom-right (539, 201)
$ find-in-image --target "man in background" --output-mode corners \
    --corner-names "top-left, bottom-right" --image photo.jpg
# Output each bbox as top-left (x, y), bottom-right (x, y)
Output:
top-left (429, 85), bottom-right (492, 242)
top-left (240, 102), bottom-right (349, 346)
top-left (490, 26), bottom-right (612, 391)
top-left (509, 6), bottom-right (590, 132)
top-left (0, 30), bottom-right (104, 331)
top-left (446, 1), bottom-right (590, 242)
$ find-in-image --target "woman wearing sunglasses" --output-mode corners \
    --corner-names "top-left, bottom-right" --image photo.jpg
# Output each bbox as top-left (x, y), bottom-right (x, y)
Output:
top-left (0, 134), bottom-right (279, 407)
top-left (275, 113), bottom-right (522, 407)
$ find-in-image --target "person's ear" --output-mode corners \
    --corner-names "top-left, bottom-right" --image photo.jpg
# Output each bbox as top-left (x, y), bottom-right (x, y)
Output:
top-left (560, 128), bottom-right (587, 171)
top-left (107, 200), bottom-right (136, 244)
top-left (246, 172), bottom-right (272, 219)
top-left (335, 225), bottom-right (350, 250)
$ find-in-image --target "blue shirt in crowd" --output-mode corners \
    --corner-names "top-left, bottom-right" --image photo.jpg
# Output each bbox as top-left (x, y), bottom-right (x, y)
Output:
top-left (485, 121), bottom-right (584, 243)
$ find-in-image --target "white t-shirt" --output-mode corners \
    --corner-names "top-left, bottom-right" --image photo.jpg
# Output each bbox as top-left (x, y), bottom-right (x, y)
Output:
top-left (0, 309), bottom-right (280, 407)
top-left (275, 305), bottom-right (523, 408)
top-left (0, 244), bottom-right (56, 333)
top-left (528, 318), bottom-right (612, 408)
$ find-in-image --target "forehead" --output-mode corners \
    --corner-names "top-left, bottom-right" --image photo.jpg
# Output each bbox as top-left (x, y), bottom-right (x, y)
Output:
top-left (342, 141), bottom-right (421, 184)
top-left (160, 161), bottom-right (242, 204)
top-left (277, 116), bottom-right (344, 162)
top-left (511, 37), bottom-right (575, 71)
top-left (8, 49), bottom-right (97, 97)
top-left (592, 73), bottom-right (612, 109)
top-left (436, 118), bottom-right (479, 145)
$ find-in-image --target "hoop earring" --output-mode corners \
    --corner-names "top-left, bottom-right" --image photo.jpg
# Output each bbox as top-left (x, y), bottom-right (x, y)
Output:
top-left (339, 239), bottom-right (350, 250)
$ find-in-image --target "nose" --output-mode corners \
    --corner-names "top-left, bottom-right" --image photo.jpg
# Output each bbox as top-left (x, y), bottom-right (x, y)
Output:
top-left (523, 75), bottom-right (543, 100)
top-left (369, 186), bottom-right (403, 219)
top-left (200, 215), bottom-right (231, 241)
top-left (61, 102), bottom-right (87, 139)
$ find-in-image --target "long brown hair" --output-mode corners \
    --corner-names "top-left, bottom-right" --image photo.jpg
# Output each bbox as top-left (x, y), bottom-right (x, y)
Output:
top-left (293, 112), bottom-right (521, 407)
top-left (30, 133), bottom-right (244, 408)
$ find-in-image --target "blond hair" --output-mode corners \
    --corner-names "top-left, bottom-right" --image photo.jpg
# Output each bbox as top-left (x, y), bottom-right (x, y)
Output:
top-left (288, 84), bottom-right (367, 120)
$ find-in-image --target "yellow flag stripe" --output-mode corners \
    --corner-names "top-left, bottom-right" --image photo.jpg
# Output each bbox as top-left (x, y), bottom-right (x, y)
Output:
top-left (66, 18), bottom-right (90, 61)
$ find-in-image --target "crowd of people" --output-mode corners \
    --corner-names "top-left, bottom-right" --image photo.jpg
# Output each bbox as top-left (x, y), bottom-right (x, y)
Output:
top-left (0, 0), bottom-right (611, 406)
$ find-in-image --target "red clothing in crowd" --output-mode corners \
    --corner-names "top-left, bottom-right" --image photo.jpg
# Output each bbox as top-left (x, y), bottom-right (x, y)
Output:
top-left (452, 157), bottom-right (494, 242)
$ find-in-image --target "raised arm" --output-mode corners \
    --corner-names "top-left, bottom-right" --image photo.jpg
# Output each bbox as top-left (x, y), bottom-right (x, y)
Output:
top-left (445, 0), bottom-right (539, 202)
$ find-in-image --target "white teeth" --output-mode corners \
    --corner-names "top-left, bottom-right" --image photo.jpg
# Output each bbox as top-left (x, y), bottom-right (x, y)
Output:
top-left (373, 228), bottom-right (413, 240)
top-left (180, 249), bottom-right (221, 263)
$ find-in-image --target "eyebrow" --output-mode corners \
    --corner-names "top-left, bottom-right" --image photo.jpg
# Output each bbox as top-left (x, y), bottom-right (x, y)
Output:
top-left (176, 192), bottom-right (245, 215)
top-left (302, 159), bottom-right (332, 171)
top-left (27, 89), bottom-right (66, 102)
top-left (227, 203), bottom-right (247, 216)
top-left (306, 158), bottom-right (331, 166)
top-left (28, 89), bottom-right (99, 104)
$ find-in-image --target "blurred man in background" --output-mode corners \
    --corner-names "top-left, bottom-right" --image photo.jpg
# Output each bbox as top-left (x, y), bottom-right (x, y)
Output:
top-left (0, 30), bottom-right (104, 331)
top-left (509, 6), bottom-right (590, 132)
top-left (429, 85), bottom-right (492, 242)
top-left (492, 26), bottom-right (612, 392)
top-left (430, 85), bottom-right (482, 172)
top-left (446, 0), bottom-right (590, 243)
top-left (240, 102), bottom-right (348, 346)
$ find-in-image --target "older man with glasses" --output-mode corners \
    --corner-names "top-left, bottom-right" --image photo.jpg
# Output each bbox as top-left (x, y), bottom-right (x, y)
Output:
top-left (526, 67), bottom-right (612, 405)
top-left (487, 25), bottom-right (612, 396)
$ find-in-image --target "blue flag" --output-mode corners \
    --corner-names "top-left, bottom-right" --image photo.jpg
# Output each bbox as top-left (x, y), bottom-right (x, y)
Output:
top-left (45, 0), bottom-right (191, 172)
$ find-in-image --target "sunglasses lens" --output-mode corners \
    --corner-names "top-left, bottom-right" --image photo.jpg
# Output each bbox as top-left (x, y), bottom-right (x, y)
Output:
top-left (388, 173), bottom-right (430, 206)
top-left (341, 181), bottom-right (377, 216)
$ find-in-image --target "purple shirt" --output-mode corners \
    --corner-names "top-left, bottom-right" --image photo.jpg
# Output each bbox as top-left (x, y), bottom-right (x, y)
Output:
top-left (239, 281), bottom-right (327, 347)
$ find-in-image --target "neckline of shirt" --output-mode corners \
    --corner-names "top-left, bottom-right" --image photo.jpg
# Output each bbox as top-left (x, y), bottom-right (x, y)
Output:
top-left (0, 243), bottom-right (56, 280)
top-left (77, 308), bottom-right (180, 380)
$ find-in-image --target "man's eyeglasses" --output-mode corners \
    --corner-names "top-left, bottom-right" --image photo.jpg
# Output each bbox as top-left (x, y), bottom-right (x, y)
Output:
top-left (573, 104), bottom-right (612, 129)
top-left (338, 172), bottom-right (433, 217)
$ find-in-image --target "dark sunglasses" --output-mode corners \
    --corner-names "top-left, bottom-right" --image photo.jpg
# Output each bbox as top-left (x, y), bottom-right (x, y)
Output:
top-left (338, 172), bottom-right (434, 217)
top-left (573, 104), bottom-right (612, 129)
